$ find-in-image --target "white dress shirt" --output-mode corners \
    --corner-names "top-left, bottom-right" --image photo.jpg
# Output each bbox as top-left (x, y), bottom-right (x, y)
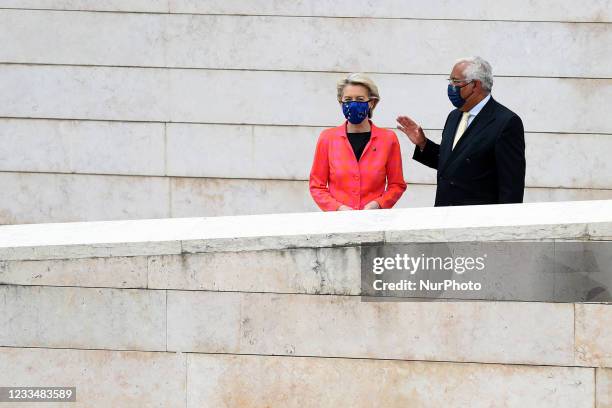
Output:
top-left (465, 93), bottom-right (492, 127)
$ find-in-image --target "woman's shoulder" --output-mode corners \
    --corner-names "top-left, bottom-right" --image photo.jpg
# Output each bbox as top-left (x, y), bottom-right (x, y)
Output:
top-left (372, 123), bottom-right (399, 142)
top-left (318, 124), bottom-right (345, 139)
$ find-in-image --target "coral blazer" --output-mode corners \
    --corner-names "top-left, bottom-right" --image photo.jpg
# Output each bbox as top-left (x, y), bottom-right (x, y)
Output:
top-left (309, 121), bottom-right (407, 211)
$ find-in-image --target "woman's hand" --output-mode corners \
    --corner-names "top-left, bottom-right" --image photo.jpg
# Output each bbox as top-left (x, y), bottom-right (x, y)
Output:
top-left (363, 201), bottom-right (381, 210)
top-left (337, 205), bottom-right (354, 211)
top-left (396, 115), bottom-right (426, 150)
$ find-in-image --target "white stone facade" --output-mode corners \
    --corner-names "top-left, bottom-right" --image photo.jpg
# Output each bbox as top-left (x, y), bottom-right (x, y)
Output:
top-left (0, 2), bottom-right (610, 223)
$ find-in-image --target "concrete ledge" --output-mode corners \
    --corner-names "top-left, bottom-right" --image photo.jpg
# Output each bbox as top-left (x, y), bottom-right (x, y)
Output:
top-left (0, 200), bottom-right (611, 261)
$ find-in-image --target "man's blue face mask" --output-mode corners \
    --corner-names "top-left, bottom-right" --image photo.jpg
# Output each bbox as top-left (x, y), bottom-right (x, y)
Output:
top-left (342, 101), bottom-right (370, 124)
top-left (447, 81), bottom-right (473, 108)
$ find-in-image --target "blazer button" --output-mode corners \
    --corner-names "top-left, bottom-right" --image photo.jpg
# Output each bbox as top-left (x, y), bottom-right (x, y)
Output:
top-left (450, 181), bottom-right (455, 186)
top-left (466, 158), bottom-right (471, 163)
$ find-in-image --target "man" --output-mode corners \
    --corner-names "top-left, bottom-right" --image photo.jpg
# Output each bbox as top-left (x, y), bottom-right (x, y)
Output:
top-left (397, 56), bottom-right (526, 206)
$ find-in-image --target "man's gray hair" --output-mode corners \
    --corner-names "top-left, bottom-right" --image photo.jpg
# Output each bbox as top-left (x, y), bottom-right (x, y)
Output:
top-left (455, 56), bottom-right (493, 92)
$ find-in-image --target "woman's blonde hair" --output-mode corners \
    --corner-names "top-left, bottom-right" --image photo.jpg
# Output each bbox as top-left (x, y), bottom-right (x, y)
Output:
top-left (336, 73), bottom-right (380, 117)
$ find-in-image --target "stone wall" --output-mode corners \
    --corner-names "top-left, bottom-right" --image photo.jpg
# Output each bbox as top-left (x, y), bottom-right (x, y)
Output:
top-left (0, 1), bottom-right (611, 223)
top-left (0, 200), bottom-right (611, 406)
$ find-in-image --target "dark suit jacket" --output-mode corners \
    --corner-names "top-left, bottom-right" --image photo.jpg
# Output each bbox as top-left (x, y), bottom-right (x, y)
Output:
top-left (413, 97), bottom-right (526, 206)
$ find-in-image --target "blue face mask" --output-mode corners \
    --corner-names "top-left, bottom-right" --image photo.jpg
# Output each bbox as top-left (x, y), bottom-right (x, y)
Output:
top-left (342, 101), bottom-right (369, 124)
top-left (447, 84), bottom-right (466, 108)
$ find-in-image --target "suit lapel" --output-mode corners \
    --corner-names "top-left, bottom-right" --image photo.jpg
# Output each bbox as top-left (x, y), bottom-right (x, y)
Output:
top-left (438, 109), bottom-right (462, 172)
top-left (337, 121), bottom-right (358, 165)
top-left (439, 98), bottom-right (497, 173)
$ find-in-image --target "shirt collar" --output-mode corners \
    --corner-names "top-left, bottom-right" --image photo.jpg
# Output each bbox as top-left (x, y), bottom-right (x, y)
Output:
top-left (340, 120), bottom-right (378, 138)
top-left (467, 93), bottom-right (491, 117)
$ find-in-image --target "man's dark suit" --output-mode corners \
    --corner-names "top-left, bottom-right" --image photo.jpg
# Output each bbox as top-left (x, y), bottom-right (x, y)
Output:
top-left (413, 97), bottom-right (525, 206)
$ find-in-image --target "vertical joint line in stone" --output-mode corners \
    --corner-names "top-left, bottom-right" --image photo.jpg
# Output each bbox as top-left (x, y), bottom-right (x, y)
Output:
top-left (145, 256), bottom-right (149, 290)
top-left (164, 122), bottom-right (173, 218)
top-left (67, 120), bottom-right (75, 174)
top-left (165, 289), bottom-right (168, 352)
top-left (185, 352), bottom-right (189, 408)
top-left (593, 367), bottom-right (597, 408)
top-left (573, 302), bottom-right (577, 363)
top-left (163, 122), bottom-right (168, 176)
top-left (250, 125), bottom-right (256, 168)
top-left (168, 175), bottom-right (173, 218)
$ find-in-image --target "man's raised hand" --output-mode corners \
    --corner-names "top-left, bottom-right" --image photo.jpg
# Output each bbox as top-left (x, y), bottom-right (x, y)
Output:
top-left (396, 115), bottom-right (426, 150)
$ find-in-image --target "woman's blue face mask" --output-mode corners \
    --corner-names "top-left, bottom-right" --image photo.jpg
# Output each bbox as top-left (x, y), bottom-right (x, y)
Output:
top-left (342, 101), bottom-right (370, 124)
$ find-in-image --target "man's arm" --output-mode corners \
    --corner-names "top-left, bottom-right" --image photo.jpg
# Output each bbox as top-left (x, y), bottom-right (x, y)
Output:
top-left (397, 115), bottom-right (440, 170)
top-left (495, 115), bottom-right (526, 203)
top-left (412, 138), bottom-right (440, 170)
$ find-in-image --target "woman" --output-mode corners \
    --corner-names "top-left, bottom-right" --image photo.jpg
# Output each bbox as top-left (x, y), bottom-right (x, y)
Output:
top-left (309, 73), bottom-right (407, 211)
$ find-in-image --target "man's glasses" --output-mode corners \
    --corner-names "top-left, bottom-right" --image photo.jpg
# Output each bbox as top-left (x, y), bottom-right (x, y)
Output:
top-left (447, 78), bottom-right (473, 87)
